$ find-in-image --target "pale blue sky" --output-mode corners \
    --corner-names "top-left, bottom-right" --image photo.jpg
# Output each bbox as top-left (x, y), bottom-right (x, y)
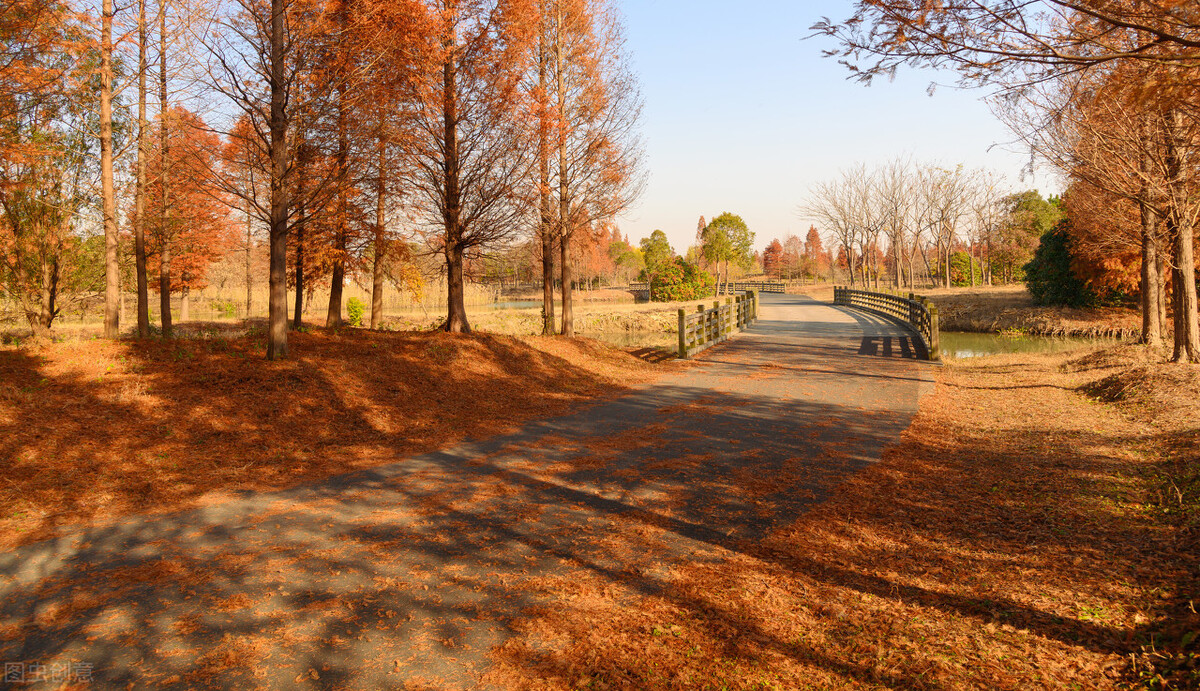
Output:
top-left (614, 0), bottom-right (1054, 252)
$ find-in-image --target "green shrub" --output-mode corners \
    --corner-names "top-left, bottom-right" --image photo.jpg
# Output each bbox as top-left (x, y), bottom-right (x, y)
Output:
top-left (346, 297), bottom-right (366, 327)
top-left (1024, 219), bottom-right (1094, 307)
top-left (210, 298), bottom-right (237, 319)
top-left (949, 251), bottom-right (983, 287)
top-left (650, 257), bottom-right (715, 302)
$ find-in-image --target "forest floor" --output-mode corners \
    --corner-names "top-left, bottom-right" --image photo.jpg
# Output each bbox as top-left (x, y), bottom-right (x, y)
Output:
top-left (0, 327), bottom-right (680, 550)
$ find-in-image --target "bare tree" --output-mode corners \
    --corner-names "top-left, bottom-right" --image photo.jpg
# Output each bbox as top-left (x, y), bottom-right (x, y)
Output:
top-left (405, 0), bottom-right (535, 333)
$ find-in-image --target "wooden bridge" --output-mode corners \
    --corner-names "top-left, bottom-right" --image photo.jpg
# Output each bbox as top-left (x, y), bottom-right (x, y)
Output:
top-left (833, 287), bottom-right (940, 361)
top-left (627, 279), bottom-right (785, 301)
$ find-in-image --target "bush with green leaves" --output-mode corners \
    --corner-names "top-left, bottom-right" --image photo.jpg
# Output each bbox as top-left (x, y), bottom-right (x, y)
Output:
top-left (346, 297), bottom-right (366, 327)
top-left (1024, 220), bottom-right (1094, 307)
top-left (210, 299), bottom-right (237, 319)
top-left (650, 257), bottom-right (714, 302)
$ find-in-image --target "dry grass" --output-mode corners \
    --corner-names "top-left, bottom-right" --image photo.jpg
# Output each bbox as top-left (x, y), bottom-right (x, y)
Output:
top-left (917, 285), bottom-right (1140, 338)
top-left (484, 345), bottom-right (1198, 690)
top-left (0, 327), bottom-right (680, 550)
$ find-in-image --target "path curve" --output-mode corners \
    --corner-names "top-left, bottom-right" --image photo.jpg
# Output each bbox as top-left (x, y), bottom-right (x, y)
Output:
top-left (0, 293), bottom-right (934, 689)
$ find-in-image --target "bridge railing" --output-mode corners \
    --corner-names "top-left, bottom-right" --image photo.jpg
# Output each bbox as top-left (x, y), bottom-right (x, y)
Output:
top-left (734, 280), bottom-right (785, 294)
top-left (678, 290), bottom-right (758, 358)
top-left (833, 286), bottom-right (940, 361)
top-left (634, 280), bottom-right (783, 299)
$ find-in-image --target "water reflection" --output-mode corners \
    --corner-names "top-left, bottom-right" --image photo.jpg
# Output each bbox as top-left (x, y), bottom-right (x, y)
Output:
top-left (941, 331), bottom-right (1117, 359)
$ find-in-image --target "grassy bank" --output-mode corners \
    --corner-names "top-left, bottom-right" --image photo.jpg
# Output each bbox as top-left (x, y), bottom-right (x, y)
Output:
top-left (926, 285), bottom-right (1141, 338)
top-left (0, 328), bottom-right (678, 550)
top-left (486, 344), bottom-right (1198, 689)
top-left (382, 299), bottom-right (696, 340)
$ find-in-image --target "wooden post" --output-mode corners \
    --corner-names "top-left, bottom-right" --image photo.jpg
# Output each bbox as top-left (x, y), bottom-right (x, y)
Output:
top-left (928, 303), bottom-right (940, 361)
top-left (678, 308), bottom-right (686, 358)
top-left (725, 297), bottom-right (732, 338)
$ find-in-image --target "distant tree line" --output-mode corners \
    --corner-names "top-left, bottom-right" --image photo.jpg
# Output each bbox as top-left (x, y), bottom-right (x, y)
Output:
top-left (799, 160), bottom-right (1058, 290)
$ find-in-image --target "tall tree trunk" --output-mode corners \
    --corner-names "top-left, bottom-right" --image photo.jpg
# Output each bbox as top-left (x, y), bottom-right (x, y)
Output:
top-left (445, 243), bottom-right (469, 332)
top-left (293, 203), bottom-right (304, 329)
top-left (266, 0), bottom-right (289, 359)
top-left (979, 237), bottom-right (988, 285)
top-left (1157, 248), bottom-right (1168, 336)
top-left (538, 5), bottom-right (554, 335)
top-left (244, 188), bottom-right (253, 317)
top-left (943, 238), bottom-right (951, 288)
top-left (1164, 109), bottom-right (1200, 362)
top-left (38, 252), bottom-right (58, 331)
top-left (1139, 125), bottom-right (1163, 348)
top-left (326, 69), bottom-right (348, 327)
top-left (1139, 208), bottom-right (1163, 347)
top-left (555, 1), bottom-right (572, 338)
top-left (100, 0), bottom-right (119, 337)
top-left (442, 33), bottom-right (470, 334)
top-left (134, 0), bottom-right (150, 337)
top-left (180, 286), bottom-right (189, 321)
top-left (560, 224), bottom-right (573, 336)
top-left (370, 139), bottom-right (386, 330)
top-left (158, 0), bottom-right (172, 337)
top-left (892, 234), bottom-right (901, 289)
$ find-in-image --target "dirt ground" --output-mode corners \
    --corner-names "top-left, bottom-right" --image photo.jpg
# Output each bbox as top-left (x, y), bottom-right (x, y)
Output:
top-left (0, 328), bottom-right (680, 550)
top-left (482, 344), bottom-right (1198, 689)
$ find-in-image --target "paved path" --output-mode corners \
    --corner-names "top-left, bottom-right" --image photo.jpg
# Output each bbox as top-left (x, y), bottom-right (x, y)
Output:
top-left (0, 294), bottom-right (933, 689)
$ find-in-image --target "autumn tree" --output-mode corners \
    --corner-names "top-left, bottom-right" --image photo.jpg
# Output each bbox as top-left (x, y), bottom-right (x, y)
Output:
top-left (802, 171), bottom-right (860, 286)
top-left (544, 0), bottom-right (644, 337)
top-left (407, 0), bottom-right (534, 333)
top-left (804, 225), bottom-right (826, 279)
top-left (762, 238), bottom-right (783, 277)
top-left (140, 108), bottom-right (234, 321)
top-left (606, 232), bottom-right (641, 283)
top-left (131, 0), bottom-right (151, 336)
top-left (203, 0), bottom-right (348, 356)
top-left (0, 0), bottom-right (95, 332)
top-left (220, 116), bottom-right (269, 318)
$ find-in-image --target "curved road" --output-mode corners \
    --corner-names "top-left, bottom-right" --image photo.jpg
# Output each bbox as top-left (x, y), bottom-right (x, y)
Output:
top-left (0, 293), bottom-right (934, 689)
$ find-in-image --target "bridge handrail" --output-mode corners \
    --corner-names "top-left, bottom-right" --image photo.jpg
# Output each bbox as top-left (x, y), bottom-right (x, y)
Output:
top-left (722, 280), bottom-right (784, 294)
top-left (677, 290), bottom-right (759, 358)
top-left (633, 280), bottom-right (783, 299)
top-left (833, 286), bottom-right (940, 361)
top-left (735, 280), bottom-right (784, 293)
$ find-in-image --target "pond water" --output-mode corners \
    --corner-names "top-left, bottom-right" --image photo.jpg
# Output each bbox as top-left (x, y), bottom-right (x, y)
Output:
top-left (940, 331), bottom-right (1117, 359)
top-left (486, 300), bottom-right (542, 310)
